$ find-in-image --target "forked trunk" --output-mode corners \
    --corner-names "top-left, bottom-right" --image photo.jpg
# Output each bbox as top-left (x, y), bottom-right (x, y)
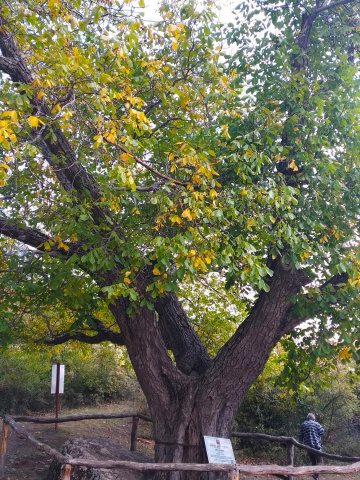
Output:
top-left (110, 262), bottom-right (311, 480)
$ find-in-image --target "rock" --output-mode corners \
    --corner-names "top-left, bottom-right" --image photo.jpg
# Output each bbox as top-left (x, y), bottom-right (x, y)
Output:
top-left (46, 437), bottom-right (153, 480)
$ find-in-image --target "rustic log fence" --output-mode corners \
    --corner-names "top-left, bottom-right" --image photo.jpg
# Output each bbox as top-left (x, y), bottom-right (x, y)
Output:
top-left (2, 412), bottom-right (360, 480)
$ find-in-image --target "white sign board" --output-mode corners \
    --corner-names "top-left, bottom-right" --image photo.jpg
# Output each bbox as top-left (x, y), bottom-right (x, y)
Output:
top-left (203, 436), bottom-right (236, 464)
top-left (51, 364), bottom-right (65, 394)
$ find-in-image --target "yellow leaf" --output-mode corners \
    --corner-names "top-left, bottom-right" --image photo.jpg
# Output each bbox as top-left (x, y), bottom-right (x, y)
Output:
top-left (51, 104), bottom-right (61, 114)
top-left (153, 267), bottom-right (161, 275)
top-left (209, 189), bottom-right (218, 199)
top-left (28, 116), bottom-right (44, 128)
top-left (220, 124), bottom-right (230, 138)
top-left (181, 208), bottom-right (193, 221)
top-left (339, 347), bottom-right (352, 360)
top-left (2, 111), bottom-right (18, 122)
top-left (288, 160), bottom-right (298, 171)
top-left (123, 277), bottom-right (130, 284)
top-left (120, 152), bottom-right (132, 162)
top-left (169, 215), bottom-right (181, 225)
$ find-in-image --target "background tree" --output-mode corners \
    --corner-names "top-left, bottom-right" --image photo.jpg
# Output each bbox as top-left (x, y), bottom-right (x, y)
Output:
top-left (0, 1), bottom-right (360, 479)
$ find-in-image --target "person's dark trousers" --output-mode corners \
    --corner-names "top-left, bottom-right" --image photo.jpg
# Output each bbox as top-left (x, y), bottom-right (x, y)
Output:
top-left (308, 451), bottom-right (323, 479)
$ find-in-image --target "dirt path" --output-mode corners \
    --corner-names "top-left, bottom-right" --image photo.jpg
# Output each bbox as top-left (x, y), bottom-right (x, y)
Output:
top-left (2, 404), bottom-right (360, 480)
top-left (2, 403), bottom-right (153, 480)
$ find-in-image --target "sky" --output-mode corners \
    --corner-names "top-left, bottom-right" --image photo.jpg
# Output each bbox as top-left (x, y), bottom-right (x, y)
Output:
top-left (142, 0), bottom-right (237, 24)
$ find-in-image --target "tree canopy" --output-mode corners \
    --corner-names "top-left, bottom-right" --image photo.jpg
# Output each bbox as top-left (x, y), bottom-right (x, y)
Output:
top-left (0, 0), bottom-right (360, 477)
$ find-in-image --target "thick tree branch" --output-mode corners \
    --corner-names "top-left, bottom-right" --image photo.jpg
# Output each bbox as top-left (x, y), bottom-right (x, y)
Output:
top-left (278, 271), bottom-right (350, 334)
top-left (315, 0), bottom-right (358, 15)
top-left (0, 215), bottom-right (71, 255)
top-left (295, 0), bottom-right (358, 63)
top-left (155, 293), bottom-right (211, 376)
top-left (203, 261), bottom-right (311, 402)
top-left (41, 328), bottom-right (124, 346)
top-left (321, 271), bottom-right (349, 288)
top-left (109, 296), bottom-right (193, 418)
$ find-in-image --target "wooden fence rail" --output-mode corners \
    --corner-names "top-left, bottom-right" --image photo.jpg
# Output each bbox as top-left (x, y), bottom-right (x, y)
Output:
top-left (11, 412), bottom-right (151, 453)
top-left (231, 433), bottom-right (360, 463)
top-left (2, 413), bottom-right (360, 480)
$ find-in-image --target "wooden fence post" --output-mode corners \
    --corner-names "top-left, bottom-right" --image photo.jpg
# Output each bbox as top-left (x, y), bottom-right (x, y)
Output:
top-left (228, 465), bottom-right (239, 480)
top-left (131, 415), bottom-right (139, 452)
top-left (61, 464), bottom-right (72, 480)
top-left (286, 440), bottom-right (294, 480)
top-left (0, 421), bottom-right (8, 480)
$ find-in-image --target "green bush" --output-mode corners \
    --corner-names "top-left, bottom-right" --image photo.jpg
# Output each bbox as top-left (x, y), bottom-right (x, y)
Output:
top-left (0, 352), bottom-right (52, 413)
top-left (234, 361), bottom-right (360, 463)
top-left (0, 345), bottom-right (143, 414)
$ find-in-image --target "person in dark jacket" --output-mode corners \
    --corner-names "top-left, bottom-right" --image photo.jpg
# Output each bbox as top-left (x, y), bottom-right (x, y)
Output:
top-left (299, 413), bottom-right (325, 480)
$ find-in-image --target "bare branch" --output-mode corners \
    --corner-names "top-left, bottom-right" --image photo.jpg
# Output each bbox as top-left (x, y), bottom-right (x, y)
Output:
top-left (41, 328), bottom-right (125, 346)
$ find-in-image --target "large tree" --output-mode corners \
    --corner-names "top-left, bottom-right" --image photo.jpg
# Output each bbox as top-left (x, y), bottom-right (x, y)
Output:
top-left (0, 0), bottom-right (360, 479)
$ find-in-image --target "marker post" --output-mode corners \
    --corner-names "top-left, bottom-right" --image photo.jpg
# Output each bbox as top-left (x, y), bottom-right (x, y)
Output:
top-left (51, 363), bottom-right (65, 430)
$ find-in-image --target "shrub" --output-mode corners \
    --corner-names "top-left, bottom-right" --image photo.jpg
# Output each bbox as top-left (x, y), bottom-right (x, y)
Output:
top-left (0, 344), bottom-right (144, 414)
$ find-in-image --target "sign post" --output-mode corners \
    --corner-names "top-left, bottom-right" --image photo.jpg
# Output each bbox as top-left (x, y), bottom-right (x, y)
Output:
top-left (51, 363), bottom-right (65, 430)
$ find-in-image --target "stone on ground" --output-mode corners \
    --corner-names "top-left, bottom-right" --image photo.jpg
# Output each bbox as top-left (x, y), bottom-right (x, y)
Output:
top-left (46, 436), bottom-right (153, 480)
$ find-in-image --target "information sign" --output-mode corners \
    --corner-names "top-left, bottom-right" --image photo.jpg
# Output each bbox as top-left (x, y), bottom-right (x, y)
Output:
top-left (51, 364), bottom-right (65, 394)
top-left (203, 436), bottom-right (236, 465)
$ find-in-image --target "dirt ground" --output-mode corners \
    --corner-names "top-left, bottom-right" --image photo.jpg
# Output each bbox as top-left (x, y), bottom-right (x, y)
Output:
top-left (2, 403), bottom-right (154, 480)
top-left (2, 403), bottom-right (360, 480)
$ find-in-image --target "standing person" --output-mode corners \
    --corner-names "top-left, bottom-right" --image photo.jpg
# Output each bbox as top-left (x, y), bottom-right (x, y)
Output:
top-left (299, 413), bottom-right (325, 480)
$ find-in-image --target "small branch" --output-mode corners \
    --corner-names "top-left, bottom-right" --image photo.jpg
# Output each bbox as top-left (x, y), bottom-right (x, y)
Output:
top-left (87, 120), bottom-right (187, 187)
top-left (112, 180), bottom-right (165, 192)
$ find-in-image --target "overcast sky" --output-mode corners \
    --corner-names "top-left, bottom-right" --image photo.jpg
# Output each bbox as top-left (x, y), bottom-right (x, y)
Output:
top-left (142, 0), bottom-right (237, 24)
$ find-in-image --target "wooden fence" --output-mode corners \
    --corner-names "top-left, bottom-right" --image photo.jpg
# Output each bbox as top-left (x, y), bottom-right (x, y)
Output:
top-left (2, 412), bottom-right (360, 480)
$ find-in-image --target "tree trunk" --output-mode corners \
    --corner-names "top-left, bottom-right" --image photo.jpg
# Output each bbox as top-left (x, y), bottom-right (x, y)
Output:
top-left (108, 261), bottom-right (311, 480)
top-left (150, 388), bottom-right (237, 480)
